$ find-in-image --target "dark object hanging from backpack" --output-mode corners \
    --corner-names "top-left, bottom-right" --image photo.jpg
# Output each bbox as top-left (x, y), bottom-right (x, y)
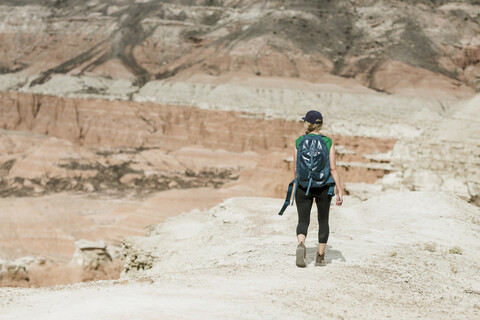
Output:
top-left (278, 178), bottom-right (296, 216)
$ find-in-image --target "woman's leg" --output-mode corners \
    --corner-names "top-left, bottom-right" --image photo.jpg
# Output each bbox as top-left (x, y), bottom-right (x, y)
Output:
top-left (295, 186), bottom-right (313, 244)
top-left (315, 187), bottom-right (332, 255)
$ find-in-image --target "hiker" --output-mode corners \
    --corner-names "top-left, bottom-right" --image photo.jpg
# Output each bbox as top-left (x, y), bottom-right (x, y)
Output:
top-left (294, 110), bottom-right (343, 267)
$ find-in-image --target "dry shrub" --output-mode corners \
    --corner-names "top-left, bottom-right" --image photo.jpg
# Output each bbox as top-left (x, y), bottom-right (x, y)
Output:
top-left (449, 246), bottom-right (463, 255)
top-left (424, 242), bottom-right (437, 252)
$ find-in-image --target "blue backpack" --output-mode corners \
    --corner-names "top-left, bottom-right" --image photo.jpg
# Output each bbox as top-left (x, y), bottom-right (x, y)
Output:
top-left (278, 134), bottom-right (334, 215)
top-left (296, 134), bottom-right (331, 195)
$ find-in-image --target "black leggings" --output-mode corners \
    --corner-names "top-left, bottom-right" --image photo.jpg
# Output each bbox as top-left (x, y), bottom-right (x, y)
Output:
top-left (295, 185), bottom-right (332, 243)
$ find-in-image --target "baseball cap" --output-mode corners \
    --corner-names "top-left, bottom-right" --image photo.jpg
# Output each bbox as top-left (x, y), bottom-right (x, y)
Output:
top-left (301, 110), bottom-right (323, 124)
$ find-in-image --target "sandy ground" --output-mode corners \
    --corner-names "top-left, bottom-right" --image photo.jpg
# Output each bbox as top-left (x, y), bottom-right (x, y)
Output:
top-left (1, 192), bottom-right (479, 319)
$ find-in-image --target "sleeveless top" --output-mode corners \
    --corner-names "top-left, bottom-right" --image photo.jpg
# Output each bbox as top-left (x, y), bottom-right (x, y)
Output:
top-left (296, 134), bottom-right (332, 151)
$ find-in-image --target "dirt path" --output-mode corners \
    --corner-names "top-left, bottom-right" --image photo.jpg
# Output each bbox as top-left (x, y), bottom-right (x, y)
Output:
top-left (1, 192), bottom-right (479, 319)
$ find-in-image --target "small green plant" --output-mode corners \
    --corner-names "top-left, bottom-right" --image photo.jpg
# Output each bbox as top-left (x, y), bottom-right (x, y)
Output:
top-left (449, 246), bottom-right (463, 255)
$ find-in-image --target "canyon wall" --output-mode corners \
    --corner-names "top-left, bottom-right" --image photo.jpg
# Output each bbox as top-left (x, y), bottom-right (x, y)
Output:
top-left (0, 0), bottom-right (478, 96)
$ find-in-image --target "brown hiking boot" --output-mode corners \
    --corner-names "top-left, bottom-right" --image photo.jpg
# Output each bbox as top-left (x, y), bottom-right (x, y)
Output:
top-left (315, 252), bottom-right (326, 267)
top-left (296, 243), bottom-right (306, 268)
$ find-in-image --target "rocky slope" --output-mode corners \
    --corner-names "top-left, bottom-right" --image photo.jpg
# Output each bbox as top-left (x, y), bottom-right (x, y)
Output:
top-left (0, 0), bottom-right (479, 97)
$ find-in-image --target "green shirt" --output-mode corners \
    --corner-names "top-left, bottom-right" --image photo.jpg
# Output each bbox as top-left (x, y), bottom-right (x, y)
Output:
top-left (295, 134), bottom-right (332, 151)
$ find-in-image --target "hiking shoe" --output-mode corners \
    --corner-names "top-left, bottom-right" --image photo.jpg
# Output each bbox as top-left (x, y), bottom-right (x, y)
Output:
top-left (296, 243), bottom-right (306, 268)
top-left (315, 252), bottom-right (326, 267)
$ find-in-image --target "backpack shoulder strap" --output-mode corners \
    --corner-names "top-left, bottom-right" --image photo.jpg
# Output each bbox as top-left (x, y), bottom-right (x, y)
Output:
top-left (278, 178), bottom-right (297, 215)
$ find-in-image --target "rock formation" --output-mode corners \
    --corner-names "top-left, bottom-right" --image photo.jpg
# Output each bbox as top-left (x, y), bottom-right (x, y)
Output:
top-left (0, 0), bottom-right (478, 96)
top-left (0, 256), bottom-right (46, 287)
top-left (70, 239), bottom-right (122, 282)
top-left (0, 92), bottom-right (399, 199)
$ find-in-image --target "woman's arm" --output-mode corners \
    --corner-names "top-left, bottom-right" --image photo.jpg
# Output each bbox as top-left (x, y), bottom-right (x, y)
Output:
top-left (329, 142), bottom-right (343, 206)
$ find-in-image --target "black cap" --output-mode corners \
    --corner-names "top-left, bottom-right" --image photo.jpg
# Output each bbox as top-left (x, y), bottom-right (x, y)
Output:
top-left (301, 110), bottom-right (323, 124)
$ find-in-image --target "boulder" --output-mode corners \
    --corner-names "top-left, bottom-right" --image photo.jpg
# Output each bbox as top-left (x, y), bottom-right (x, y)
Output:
top-left (71, 239), bottom-right (111, 270)
top-left (0, 258), bottom-right (28, 285)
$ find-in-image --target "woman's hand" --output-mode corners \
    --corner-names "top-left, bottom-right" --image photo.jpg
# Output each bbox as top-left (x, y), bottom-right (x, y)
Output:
top-left (336, 193), bottom-right (343, 206)
top-left (330, 142), bottom-right (344, 207)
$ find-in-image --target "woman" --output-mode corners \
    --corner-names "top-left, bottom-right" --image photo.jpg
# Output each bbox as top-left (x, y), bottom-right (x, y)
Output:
top-left (293, 110), bottom-right (343, 267)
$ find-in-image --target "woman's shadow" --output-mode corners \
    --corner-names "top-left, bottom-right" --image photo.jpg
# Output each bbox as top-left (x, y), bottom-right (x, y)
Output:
top-left (306, 244), bottom-right (346, 265)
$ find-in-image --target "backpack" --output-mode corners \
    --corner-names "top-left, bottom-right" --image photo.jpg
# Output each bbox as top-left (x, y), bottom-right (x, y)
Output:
top-left (278, 134), bottom-right (334, 215)
top-left (296, 134), bottom-right (331, 195)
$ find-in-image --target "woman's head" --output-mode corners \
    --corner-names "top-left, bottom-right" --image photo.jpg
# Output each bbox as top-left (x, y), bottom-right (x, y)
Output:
top-left (301, 110), bottom-right (323, 134)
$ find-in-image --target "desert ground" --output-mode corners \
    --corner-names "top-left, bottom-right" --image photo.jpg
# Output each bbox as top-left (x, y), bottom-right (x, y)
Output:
top-left (1, 193), bottom-right (480, 319)
top-left (0, 0), bottom-right (479, 319)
